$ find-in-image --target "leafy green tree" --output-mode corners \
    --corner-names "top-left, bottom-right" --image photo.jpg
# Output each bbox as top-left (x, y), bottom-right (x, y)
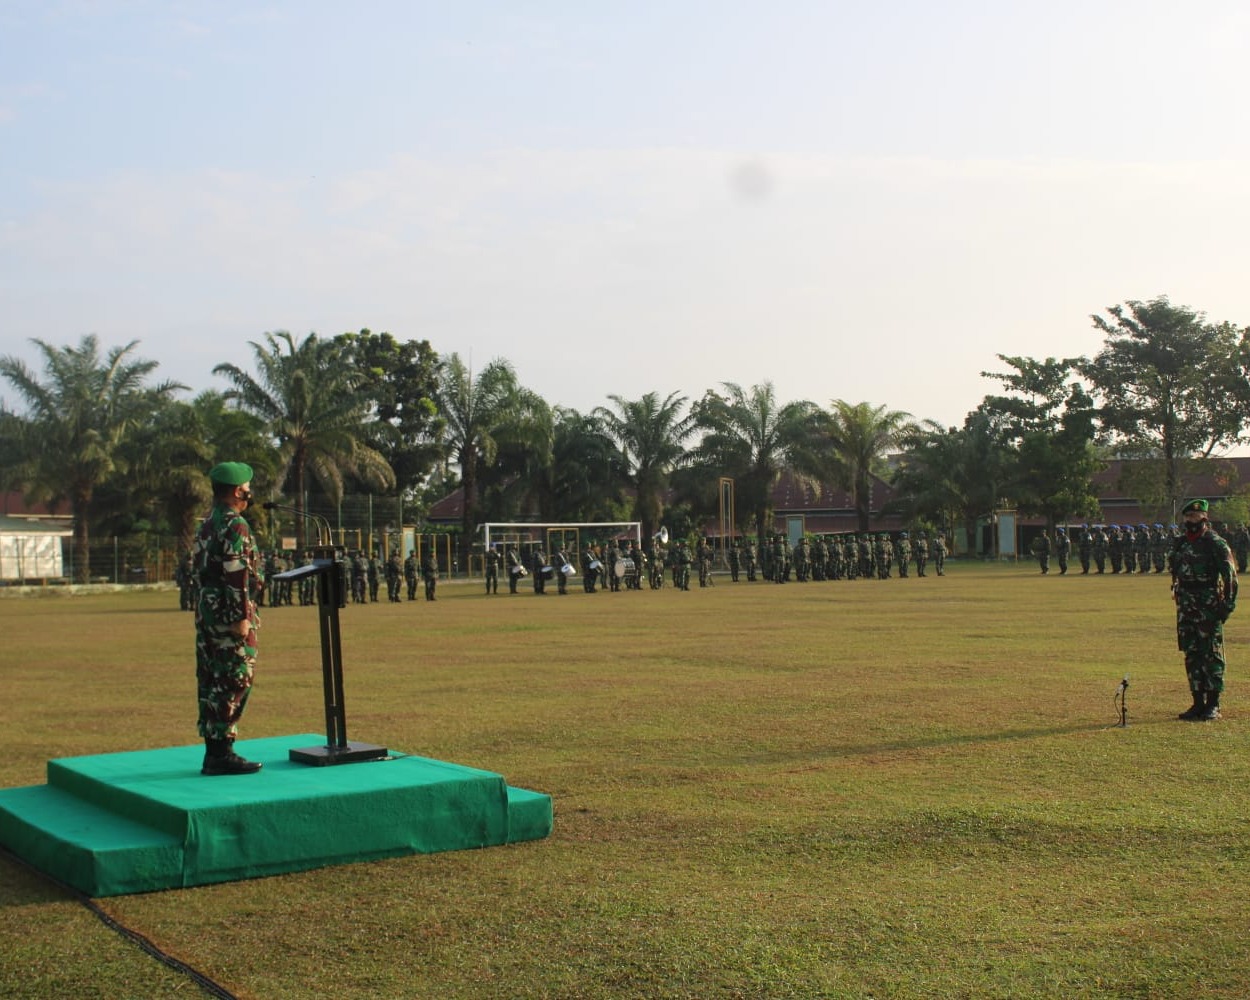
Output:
top-left (434, 354), bottom-right (532, 564)
top-left (1081, 297), bottom-right (1250, 518)
top-left (213, 331), bottom-right (395, 549)
top-left (593, 391), bottom-right (697, 544)
top-left (333, 329), bottom-right (443, 495)
top-left (691, 382), bottom-right (821, 544)
top-left (892, 411), bottom-right (1013, 553)
top-left (0, 336), bottom-right (183, 582)
top-left (538, 408), bottom-right (630, 523)
top-left (979, 355), bottom-right (1102, 528)
top-left (116, 391), bottom-right (274, 554)
top-left (821, 400), bottom-right (915, 532)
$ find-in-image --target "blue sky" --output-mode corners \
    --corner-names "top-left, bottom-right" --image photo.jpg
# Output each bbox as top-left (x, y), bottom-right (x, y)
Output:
top-left (2, 1), bottom-right (1247, 430)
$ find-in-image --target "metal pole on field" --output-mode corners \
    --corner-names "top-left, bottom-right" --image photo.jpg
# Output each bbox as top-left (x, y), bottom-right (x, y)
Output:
top-left (113, 536), bottom-right (119, 584)
top-left (718, 477), bottom-right (735, 566)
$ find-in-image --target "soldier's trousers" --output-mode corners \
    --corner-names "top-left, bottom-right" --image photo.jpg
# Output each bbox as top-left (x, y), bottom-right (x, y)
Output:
top-left (196, 627), bottom-right (256, 740)
top-left (1177, 600), bottom-right (1226, 694)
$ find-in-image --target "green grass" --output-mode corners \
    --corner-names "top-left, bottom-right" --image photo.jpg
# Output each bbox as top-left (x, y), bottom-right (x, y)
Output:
top-left (3, 563), bottom-right (1249, 999)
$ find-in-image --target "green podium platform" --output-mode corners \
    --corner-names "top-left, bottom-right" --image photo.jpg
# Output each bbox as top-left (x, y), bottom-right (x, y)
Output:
top-left (0, 734), bottom-right (552, 897)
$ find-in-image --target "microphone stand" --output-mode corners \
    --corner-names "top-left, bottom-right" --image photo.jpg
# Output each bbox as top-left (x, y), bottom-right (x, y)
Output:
top-left (1115, 676), bottom-right (1129, 727)
top-left (265, 501), bottom-right (388, 765)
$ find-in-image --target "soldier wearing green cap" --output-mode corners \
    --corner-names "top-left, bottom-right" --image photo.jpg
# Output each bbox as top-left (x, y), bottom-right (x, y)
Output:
top-left (1171, 499), bottom-right (1237, 721)
top-left (193, 462), bottom-right (264, 774)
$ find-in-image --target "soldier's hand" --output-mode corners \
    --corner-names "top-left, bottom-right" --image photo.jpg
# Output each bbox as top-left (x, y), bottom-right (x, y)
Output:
top-left (230, 619), bottom-right (252, 638)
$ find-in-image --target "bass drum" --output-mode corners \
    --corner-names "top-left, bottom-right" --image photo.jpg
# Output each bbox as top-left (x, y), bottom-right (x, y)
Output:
top-left (615, 558), bottom-right (635, 578)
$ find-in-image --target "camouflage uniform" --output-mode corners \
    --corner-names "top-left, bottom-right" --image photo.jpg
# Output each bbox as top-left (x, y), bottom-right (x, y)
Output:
top-left (194, 462), bottom-right (264, 774)
top-left (484, 545), bottom-right (501, 594)
top-left (1172, 500), bottom-right (1237, 720)
top-left (1054, 528), bottom-right (1070, 575)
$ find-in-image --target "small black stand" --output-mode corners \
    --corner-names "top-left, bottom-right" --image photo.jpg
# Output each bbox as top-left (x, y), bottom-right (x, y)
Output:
top-left (1115, 676), bottom-right (1129, 727)
top-left (275, 546), bottom-right (389, 766)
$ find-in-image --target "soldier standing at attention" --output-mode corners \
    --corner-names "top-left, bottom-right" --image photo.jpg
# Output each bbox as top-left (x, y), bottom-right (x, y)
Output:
top-left (367, 550), bottom-right (382, 602)
top-left (404, 550), bottom-right (419, 601)
top-left (728, 540), bottom-right (741, 582)
top-left (484, 544), bottom-right (501, 594)
top-left (1055, 527), bottom-right (1071, 575)
top-left (1032, 531), bottom-right (1051, 574)
top-left (1078, 524), bottom-right (1093, 574)
top-left (744, 540), bottom-right (758, 581)
top-left (932, 532), bottom-right (947, 576)
top-left (1172, 499), bottom-right (1237, 721)
top-left (194, 462), bottom-right (264, 776)
top-left (421, 547), bottom-right (439, 601)
top-left (385, 550), bottom-right (402, 602)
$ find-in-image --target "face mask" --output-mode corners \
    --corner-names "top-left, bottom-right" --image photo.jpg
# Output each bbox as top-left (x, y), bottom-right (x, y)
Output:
top-left (239, 489), bottom-right (253, 508)
top-left (1185, 521), bottom-right (1205, 539)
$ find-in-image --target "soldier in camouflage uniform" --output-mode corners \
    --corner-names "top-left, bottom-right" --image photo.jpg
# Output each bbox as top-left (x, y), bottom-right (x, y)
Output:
top-left (1092, 525), bottom-right (1108, 574)
top-left (740, 540), bottom-right (755, 581)
top-left (931, 532), bottom-right (947, 576)
top-left (895, 531), bottom-right (911, 578)
top-left (385, 550), bottom-right (402, 602)
top-left (1077, 524), bottom-right (1093, 574)
top-left (914, 532), bottom-right (928, 578)
top-left (1055, 527), bottom-right (1070, 575)
top-left (1107, 526), bottom-right (1123, 574)
top-left (1172, 499), bottom-right (1237, 721)
top-left (1233, 524), bottom-right (1250, 574)
top-left (193, 462), bottom-right (264, 775)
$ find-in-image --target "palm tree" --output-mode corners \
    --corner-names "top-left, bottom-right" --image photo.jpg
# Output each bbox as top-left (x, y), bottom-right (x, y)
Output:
top-left (434, 354), bottom-right (531, 564)
top-left (124, 392), bottom-right (274, 555)
top-left (822, 400), bottom-right (915, 532)
top-left (692, 382), bottom-right (821, 544)
top-left (594, 391), bottom-right (697, 543)
top-left (213, 331), bottom-right (395, 549)
top-left (0, 336), bottom-right (183, 582)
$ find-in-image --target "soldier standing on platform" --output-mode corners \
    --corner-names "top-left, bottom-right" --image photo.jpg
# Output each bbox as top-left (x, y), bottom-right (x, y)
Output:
top-left (194, 462), bottom-right (264, 776)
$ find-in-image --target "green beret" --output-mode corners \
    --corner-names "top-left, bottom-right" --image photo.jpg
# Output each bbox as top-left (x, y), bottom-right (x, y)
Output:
top-left (208, 462), bottom-right (253, 486)
top-left (1181, 499), bottom-right (1209, 515)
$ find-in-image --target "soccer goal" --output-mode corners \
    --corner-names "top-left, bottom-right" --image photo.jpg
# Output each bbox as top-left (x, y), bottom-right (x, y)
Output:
top-left (481, 522), bottom-right (642, 556)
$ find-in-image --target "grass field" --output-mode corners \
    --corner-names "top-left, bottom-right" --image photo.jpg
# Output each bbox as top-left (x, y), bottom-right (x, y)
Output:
top-left (2, 562), bottom-right (1249, 999)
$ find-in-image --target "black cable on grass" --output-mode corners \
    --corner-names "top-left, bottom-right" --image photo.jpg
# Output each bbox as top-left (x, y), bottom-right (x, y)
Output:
top-left (1, 845), bottom-right (239, 1000)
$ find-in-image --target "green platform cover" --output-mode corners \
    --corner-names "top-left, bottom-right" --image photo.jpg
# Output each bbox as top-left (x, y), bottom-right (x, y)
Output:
top-left (0, 735), bottom-right (552, 897)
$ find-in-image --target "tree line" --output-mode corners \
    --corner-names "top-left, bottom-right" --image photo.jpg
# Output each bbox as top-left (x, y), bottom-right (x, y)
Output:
top-left (2, 296), bottom-right (1248, 583)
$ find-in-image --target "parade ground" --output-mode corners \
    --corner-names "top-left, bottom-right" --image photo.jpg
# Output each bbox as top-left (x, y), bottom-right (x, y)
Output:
top-left (2, 562), bottom-right (1248, 999)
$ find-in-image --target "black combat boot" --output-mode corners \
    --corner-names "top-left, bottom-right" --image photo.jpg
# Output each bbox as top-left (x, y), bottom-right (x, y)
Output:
top-left (202, 737), bottom-right (263, 775)
top-left (1200, 691), bottom-right (1222, 722)
top-left (1178, 691), bottom-right (1205, 721)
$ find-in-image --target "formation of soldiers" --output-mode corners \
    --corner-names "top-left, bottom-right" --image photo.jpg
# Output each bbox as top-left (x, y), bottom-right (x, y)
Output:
top-left (178, 530), bottom-right (953, 608)
top-left (176, 547), bottom-right (446, 610)
top-left (720, 532), bottom-right (949, 583)
top-left (1031, 522), bottom-right (1250, 577)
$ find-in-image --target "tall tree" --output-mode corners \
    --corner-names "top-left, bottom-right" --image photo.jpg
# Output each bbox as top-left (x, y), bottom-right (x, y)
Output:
top-left (1081, 297), bottom-right (1250, 517)
top-left (691, 382), bottom-right (821, 544)
top-left (821, 400), bottom-right (915, 532)
top-left (434, 354), bottom-right (530, 564)
top-left (333, 329), bottom-right (443, 495)
top-left (120, 392), bottom-right (274, 555)
top-left (892, 411), bottom-right (1013, 552)
top-left (537, 408), bottom-right (630, 523)
top-left (0, 336), bottom-right (182, 582)
top-left (979, 355), bottom-right (1102, 528)
top-left (594, 391), bottom-right (697, 544)
top-left (213, 331), bottom-right (395, 548)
